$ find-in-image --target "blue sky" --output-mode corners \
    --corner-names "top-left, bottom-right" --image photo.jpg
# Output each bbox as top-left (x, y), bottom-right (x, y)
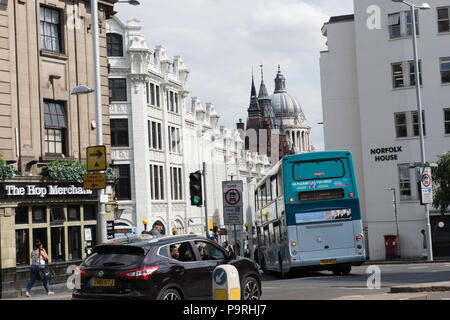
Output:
top-left (116, 0), bottom-right (354, 150)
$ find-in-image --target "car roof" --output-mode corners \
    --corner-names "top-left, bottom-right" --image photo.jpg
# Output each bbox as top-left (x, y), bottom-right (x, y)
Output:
top-left (97, 234), bottom-right (211, 250)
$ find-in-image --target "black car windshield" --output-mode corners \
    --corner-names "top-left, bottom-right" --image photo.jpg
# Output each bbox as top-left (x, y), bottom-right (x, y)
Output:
top-left (84, 245), bottom-right (145, 267)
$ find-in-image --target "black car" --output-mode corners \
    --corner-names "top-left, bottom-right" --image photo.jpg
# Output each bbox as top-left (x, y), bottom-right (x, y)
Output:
top-left (72, 234), bottom-right (262, 300)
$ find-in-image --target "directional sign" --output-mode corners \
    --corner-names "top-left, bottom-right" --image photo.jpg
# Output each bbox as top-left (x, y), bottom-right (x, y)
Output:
top-left (222, 180), bottom-right (243, 225)
top-left (213, 268), bottom-right (227, 286)
top-left (83, 173), bottom-right (106, 190)
top-left (87, 145), bottom-right (106, 171)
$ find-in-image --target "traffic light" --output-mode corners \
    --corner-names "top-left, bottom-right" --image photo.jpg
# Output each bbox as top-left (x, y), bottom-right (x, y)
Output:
top-left (189, 171), bottom-right (203, 206)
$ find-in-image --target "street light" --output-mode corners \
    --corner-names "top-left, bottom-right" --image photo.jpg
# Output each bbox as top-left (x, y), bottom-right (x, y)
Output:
top-left (83, 0), bottom-right (140, 244)
top-left (117, 0), bottom-right (140, 5)
top-left (391, 0), bottom-right (432, 261)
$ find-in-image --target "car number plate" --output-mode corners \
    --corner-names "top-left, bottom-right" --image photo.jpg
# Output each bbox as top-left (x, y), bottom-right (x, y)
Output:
top-left (92, 278), bottom-right (115, 287)
top-left (320, 259), bottom-right (337, 265)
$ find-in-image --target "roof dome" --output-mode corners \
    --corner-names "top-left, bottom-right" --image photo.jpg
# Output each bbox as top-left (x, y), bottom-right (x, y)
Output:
top-left (270, 66), bottom-right (305, 120)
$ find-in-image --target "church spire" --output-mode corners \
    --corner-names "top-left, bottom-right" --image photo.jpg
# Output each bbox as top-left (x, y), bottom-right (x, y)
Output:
top-left (274, 64), bottom-right (287, 93)
top-left (247, 73), bottom-right (261, 120)
top-left (258, 64), bottom-right (270, 100)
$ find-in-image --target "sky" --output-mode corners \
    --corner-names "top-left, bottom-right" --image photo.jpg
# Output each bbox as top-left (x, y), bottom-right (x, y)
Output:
top-left (117, 0), bottom-right (354, 151)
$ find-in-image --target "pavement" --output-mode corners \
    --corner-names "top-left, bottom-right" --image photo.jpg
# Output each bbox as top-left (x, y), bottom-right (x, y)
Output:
top-left (5, 258), bottom-right (450, 300)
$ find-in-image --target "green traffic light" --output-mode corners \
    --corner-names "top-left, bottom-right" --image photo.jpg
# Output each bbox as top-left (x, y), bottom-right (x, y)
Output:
top-left (193, 197), bottom-right (199, 204)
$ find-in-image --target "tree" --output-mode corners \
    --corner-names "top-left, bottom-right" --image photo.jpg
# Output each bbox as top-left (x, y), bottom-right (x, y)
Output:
top-left (432, 152), bottom-right (450, 215)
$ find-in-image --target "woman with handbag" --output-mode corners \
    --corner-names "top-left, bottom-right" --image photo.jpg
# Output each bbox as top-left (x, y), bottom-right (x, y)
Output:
top-left (25, 240), bottom-right (55, 297)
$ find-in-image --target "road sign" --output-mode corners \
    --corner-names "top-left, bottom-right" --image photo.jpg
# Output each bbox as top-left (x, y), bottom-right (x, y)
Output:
top-left (83, 173), bottom-right (106, 190)
top-left (222, 180), bottom-right (243, 225)
top-left (87, 145), bottom-right (106, 171)
top-left (420, 167), bottom-right (433, 205)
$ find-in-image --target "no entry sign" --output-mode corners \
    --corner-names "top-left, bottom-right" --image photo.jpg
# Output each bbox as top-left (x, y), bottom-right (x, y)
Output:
top-left (222, 181), bottom-right (243, 225)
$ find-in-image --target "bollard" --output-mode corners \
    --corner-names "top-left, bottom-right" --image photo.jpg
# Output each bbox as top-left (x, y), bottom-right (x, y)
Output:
top-left (212, 265), bottom-right (240, 300)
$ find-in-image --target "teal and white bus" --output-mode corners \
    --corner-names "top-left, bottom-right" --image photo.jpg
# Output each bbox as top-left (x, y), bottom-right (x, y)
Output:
top-left (254, 151), bottom-right (365, 276)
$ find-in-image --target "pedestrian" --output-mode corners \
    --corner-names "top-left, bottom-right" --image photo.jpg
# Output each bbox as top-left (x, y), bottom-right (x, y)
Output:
top-left (172, 227), bottom-right (179, 236)
top-left (210, 226), bottom-right (222, 246)
top-left (149, 222), bottom-right (163, 236)
top-left (25, 240), bottom-right (54, 297)
top-left (421, 229), bottom-right (427, 259)
top-left (223, 240), bottom-right (234, 254)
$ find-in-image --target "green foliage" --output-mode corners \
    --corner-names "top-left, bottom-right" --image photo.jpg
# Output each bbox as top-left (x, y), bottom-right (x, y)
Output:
top-left (432, 152), bottom-right (450, 215)
top-left (43, 160), bottom-right (118, 183)
top-left (0, 157), bottom-right (15, 180)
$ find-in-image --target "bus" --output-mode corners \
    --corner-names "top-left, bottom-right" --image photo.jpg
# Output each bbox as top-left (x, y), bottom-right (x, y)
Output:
top-left (254, 151), bottom-right (365, 276)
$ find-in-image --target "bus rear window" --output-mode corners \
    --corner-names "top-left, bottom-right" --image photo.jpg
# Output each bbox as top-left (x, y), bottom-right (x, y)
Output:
top-left (292, 159), bottom-right (345, 181)
top-left (298, 189), bottom-right (345, 202)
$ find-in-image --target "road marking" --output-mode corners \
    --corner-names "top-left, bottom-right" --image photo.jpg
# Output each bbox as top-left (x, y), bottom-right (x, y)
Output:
top-left (408, 266), bottom-right (428, 269)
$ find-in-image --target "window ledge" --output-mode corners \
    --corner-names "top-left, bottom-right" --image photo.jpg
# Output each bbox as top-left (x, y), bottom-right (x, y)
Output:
top-left (389, 35), bottom-right (420, 42)
top-left (441, 82), bottom-right (450, 86)
top-left (392, 85), bottom-right (423, 91)
top-left (40, 155), bottom-right (75, 162)
top-left (437, 31), bottom-right (450, 36)
top-left (395, 136), bottom-right (426, 141)
top-left (40, 49), bottom-right (68, 61)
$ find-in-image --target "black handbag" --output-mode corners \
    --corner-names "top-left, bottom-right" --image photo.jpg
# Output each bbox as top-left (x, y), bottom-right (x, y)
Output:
top-left (38, 251), bottom-right (55, 281)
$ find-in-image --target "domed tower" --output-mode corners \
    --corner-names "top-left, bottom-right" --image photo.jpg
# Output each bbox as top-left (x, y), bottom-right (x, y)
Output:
top-left (270, 65), bottom-right (312, 153)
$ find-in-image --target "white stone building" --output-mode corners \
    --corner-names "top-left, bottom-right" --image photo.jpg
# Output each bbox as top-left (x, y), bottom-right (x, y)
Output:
top-left (320, 0), bottom-right (450, 260)
top-left (106, 17), bottom-right (270, 247)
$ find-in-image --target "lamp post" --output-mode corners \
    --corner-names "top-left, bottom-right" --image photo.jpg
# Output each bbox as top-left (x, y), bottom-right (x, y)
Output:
top-left (72, 0), bottom-right (139, 244)
top-left (392, 0), bottom-right (432, 261)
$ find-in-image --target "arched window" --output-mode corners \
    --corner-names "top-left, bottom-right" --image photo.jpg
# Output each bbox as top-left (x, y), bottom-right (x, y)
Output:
top-left (107, 33), bottom-right (123, 57)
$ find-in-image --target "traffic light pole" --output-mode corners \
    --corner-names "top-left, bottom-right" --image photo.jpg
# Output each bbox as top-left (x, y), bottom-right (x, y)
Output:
top-left (202, 162), bottom-right (209, 238)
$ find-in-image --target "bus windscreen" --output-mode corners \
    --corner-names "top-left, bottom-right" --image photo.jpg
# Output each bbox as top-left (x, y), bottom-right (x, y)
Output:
top-left (293, 159), bottom-right (345, 181)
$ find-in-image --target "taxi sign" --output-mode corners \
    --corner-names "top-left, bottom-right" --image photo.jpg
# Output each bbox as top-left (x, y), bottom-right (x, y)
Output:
top-left (87, 145), bottom-right (106, 171)
top-left (83, 173), bottom-right (106, 190)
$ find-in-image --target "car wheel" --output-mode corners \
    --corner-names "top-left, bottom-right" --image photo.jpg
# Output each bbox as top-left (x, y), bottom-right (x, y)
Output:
top-left (242, 276), bottom-right (261, 300)
top-left (158, 288), bottom-right (182, 300)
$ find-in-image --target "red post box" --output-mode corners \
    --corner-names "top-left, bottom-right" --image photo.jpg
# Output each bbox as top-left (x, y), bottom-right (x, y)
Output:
top-left (384, 234), bottom-right (399, 259)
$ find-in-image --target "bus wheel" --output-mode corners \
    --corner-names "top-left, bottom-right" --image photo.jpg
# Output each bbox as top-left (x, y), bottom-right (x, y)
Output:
top-left (342, 265), bottom-right (352, 275)
top-left (332, 268), bottom-right (342, 276)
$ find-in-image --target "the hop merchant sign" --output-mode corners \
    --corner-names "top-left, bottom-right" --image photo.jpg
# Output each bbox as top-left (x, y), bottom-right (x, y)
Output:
top-left (222, 180), bottom-right (243, 225)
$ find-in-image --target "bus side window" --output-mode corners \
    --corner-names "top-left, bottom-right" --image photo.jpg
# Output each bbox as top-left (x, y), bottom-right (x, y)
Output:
top-left (273, 221), bottom-right (281, 244)
top-left (269, 224), bottom-right (274, 244)
top-left (271, 176), bottom-right (277, 200)
top-left (263, 226), bottom-right (269, 246)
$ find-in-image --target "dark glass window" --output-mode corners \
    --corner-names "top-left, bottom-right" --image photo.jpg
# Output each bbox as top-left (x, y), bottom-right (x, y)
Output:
top-left (388, 13), bottom-right (401, 38)
top-left (68, 226), bottom-right (82, 260)
top-left (44, 101), bottom-right (67, 156)
top-left (392, 63), bottom-right (404, 88)
top-left (15, 206), bottom-right (29, 224)
top-left (109, 78), bottom-right (127, 102)
top-left (409, 60), bottom-right (422, 86)
top-left (32, 206), bottom-right (46, 223)
top-left (440, 57), bottom-right (450, 83)
top-left (51, 227), bottom-right (65, 262)
top-left (412, 111), bottom-right (426, 136)
top-left (445, 109), bottom-right (450, 134)
top-left (83, 204), bottom-right (97, 221)
top-left (50, 206), bottom-right (65, 224)
top-left (40, 6), bottom-right (61, 53)
top-left (110, 119), bottom-right (129, 147)
top-left (438, 7), bottom-right (449, 33)
top-left (16, 229), bottom-right (30, 265)
top-left (395, 113), bottom-right (408, 137)
top-left (106, 33), bottom-right (123, 57)
top-left (115, 165), bottom-right (131, 200)
top-left (68, 205), bottom-right (80, 221)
